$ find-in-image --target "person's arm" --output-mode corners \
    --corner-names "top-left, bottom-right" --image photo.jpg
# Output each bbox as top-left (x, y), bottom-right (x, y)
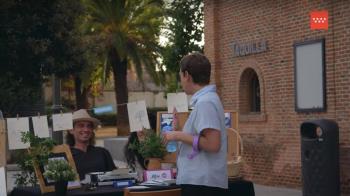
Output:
top-left (163, 128), bottom-right (221, 153)
top-left (103, 148), bottom-right (117, 170)
top-left (199, 128), bottom-right (221, 152)
top-left (164, 100), bottom-right (222, 153)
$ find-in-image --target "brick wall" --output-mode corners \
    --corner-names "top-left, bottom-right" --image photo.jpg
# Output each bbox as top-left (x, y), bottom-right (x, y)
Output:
top-left (204, 0), bottom-right (350, 194)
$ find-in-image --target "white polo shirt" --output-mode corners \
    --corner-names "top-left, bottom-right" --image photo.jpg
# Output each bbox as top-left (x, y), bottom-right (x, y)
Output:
top-left (176, 85), bottom-right (228, 189)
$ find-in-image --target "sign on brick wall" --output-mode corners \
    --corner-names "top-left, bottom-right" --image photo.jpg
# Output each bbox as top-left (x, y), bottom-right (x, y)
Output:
top-left (231, 40), bottom-right (268, 57)
top-left (310, 10), bottom-right (328, 30)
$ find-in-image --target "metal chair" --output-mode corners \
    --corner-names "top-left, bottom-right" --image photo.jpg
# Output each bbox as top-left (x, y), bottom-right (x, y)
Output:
top-left (124, 188), bottom-right (181, 196)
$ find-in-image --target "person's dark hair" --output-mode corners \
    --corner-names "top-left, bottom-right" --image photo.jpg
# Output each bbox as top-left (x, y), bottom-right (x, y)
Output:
top-left (66, 122), bottom-right (96, 146)
top-left (124, 132), bottom-right (146, 171)
top-left (180, 52), bottom-right (211, 85)
top-left (147, 111), bottom-right (157, 130)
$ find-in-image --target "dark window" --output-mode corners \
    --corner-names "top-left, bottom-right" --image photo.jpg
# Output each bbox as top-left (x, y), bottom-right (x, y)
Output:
top-left (250, 73), bottom-right (260, 112)
top-left (239, 68), bottom-right (262, 114)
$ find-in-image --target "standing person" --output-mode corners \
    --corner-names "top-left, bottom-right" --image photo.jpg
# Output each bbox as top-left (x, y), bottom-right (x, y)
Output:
top-left (163, 52), bottom-right (228, 195)
top-left (67, 109), bottom-right (116, 180)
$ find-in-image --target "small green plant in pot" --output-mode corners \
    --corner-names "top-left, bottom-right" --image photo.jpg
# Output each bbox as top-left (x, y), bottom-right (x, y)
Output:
top-left (14, 132), bottom-right (56, 186)
top-left (43, 159), bottom-right (76, 196)
top-left (129, 130), bottom-right (167, 170)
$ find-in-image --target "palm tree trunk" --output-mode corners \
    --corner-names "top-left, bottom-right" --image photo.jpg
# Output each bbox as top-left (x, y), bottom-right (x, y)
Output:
top-left (74, 76), bottom-right (89, 109)
top-left (109, 48), bottom-right (129, 135)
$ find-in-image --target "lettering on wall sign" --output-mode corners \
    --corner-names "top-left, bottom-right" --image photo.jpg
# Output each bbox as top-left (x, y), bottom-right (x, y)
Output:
top-left (231, 40), bottom-right (268, 57)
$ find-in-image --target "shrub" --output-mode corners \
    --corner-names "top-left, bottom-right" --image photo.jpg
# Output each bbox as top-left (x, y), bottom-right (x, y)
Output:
top-left (128, 130), bottom-right (167, 159)
top-left (43, 159), bottom-right (76, 182)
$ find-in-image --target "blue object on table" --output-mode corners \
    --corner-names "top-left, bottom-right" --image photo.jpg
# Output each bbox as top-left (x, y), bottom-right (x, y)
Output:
top-left (112, 180), bottom-right (134, 189)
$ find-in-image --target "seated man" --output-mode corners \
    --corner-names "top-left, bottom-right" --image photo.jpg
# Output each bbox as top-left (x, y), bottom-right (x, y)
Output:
top-left (67, 109), bottom-right (116, 180)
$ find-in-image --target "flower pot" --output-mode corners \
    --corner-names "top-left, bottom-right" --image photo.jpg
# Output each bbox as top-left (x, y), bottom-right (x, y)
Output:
top-left (145, 158), bottom-right (161, 170)
top-left (54, 180), bottom-right (68, 196)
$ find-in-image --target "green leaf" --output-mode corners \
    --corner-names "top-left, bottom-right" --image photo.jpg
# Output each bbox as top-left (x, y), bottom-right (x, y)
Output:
top-left (135, 130), bottom-right (167, 159)
top-left (14, 132), bottom-right (56, 186)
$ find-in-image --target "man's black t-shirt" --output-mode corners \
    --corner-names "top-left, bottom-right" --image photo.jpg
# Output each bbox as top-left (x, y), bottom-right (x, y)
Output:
top-left (70, 145), bottom-right (116, 179)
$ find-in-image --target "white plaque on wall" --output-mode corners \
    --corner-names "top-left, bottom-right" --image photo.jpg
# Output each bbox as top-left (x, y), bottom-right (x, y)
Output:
top-left (294, 39), bottom-right (325, 112)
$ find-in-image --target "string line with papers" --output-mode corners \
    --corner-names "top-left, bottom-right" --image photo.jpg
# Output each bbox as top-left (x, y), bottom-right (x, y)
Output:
top-left (1, 93), bottom-right (189, 150)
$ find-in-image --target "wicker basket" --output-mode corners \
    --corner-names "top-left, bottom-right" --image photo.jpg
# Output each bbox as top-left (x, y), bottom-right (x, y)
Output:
top-left (227, 128), bottom-right (243, 178)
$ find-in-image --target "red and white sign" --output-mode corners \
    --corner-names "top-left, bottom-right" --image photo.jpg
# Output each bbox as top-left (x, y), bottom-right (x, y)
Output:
top-left (310, 10), bottom-right (328, 30)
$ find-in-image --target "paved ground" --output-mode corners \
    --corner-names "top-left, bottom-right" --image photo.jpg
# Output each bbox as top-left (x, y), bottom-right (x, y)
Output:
top-left (254, 184), bottom-right (302, 196)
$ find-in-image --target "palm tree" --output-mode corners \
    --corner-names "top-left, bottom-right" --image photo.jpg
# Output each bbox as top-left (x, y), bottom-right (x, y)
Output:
top-left (82, 0), bottom-right (164, 135)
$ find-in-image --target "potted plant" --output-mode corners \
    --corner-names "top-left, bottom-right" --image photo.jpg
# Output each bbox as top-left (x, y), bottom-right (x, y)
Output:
top-left (129, 130), bottom-right (167, 170)
top-left (14, 132), bottom-right (56, 186)
top-left (43, 159), bottom-right (76, 196)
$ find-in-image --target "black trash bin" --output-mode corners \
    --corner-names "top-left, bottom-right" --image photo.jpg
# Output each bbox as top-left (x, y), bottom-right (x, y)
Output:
top-left (300, 119), bottom-right (340, 196)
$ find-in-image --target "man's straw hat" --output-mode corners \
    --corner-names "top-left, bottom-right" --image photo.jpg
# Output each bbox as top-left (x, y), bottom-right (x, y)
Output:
top-left (72, 109), bottom-right (100, 128)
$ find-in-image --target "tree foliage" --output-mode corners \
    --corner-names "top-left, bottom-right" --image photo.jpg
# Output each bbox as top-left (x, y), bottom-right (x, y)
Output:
top-left (0, 0), bottom-right (52, 115)
top-left (82, 0), bottom-right (165, 134)
top-left (0, 0), bottom-right (94, 114)
top-left (162, 0), bottom-right (204, 91)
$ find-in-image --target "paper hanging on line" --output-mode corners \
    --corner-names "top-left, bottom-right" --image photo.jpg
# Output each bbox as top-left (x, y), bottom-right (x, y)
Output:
top-left (167, 92), bottom-right (189, 113)
top-left (52, 113), bottom-right (73, 131)
top-left (32, 115), bottom-right (50, 138)
top-left (6, 117), bottom-right (30, 150)
top-left (0, 167), bottom-right (6, 196)
top-left (127, 100), bottom-right (150, 132)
